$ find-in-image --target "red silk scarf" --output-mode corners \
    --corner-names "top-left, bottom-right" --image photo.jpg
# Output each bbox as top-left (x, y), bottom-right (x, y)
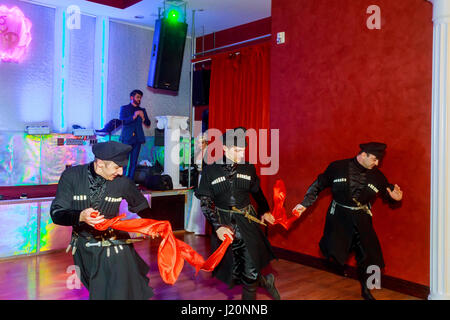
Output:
top-left (92, 213), bottom-right (231, 285)
top-left (271, 179), bottom-right (301, 230)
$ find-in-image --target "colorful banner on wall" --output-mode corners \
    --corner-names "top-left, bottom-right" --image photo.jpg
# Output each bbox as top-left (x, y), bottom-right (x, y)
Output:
top-left (0, 133), bottom-right (193, 186)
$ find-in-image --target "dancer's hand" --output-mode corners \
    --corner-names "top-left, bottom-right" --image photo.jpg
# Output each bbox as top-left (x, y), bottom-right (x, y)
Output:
top-left (292, 204), bottom-right (307, 217)
top-left (261, 212), bottom-right (275, 225)
top-left (79, 208), bottom-right (105, 227)
top-left (387, 184), bottom-right (403, 201)
top-left (150, 232), bottom-right (160, 239)
top-left (216, 226), bottom-right (234, 242)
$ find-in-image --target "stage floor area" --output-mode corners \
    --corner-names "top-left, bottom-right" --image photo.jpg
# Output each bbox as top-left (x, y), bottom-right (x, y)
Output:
top-left (0, 232), bottom-right (419, 300)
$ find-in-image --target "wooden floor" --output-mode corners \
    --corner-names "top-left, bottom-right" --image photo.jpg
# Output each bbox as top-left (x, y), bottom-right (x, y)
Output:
top-left (0, 232), bottom-right (419, 300)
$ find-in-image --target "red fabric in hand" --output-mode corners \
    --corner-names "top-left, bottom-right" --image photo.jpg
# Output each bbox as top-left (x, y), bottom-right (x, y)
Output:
top-left (91, 213), bottom-right (231, 284)
top-left (272, 179), bottom-right (300, 230)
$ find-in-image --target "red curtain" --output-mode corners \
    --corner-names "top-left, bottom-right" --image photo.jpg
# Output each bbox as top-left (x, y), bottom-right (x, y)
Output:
top-left (209, 42), bottom-right (270, 134)
top-left (208, 41), bottom-right (271, 194)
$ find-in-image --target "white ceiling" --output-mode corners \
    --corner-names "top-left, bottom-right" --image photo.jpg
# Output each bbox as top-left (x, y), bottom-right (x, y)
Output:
top-left (20, 0), bottom-right (272, 35)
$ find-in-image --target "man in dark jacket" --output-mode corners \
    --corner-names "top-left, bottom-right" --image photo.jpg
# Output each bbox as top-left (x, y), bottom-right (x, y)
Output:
top-left (293, 142), bottom-right (403, 300)
top-left (119, 89), bottom-right (151, 179)
top-left (195, 127), bottom-right (280, 300)
top-left (50, 141), bottom-right (154, 300)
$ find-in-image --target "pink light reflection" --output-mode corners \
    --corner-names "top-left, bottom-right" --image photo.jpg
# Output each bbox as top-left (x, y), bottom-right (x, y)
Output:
top-left (0, 6), bottom-right (32, 63)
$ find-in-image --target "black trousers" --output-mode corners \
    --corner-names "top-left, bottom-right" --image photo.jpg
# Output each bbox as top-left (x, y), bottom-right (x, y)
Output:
top-left (124, 143), bottom-right (141, 179)
top-left (350, 226), bottom-right (374, 289)
top-left (231, 237), bottom-right (259, 285)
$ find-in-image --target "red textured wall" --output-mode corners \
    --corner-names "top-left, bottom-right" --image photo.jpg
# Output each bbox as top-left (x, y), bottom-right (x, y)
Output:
top-left (268, 0), bottom-right (432, 286)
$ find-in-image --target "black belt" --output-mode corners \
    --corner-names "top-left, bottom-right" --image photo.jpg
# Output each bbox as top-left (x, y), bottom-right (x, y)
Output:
top-left (67, 231), bottom-right (145, 257)
top-left (84, 238), bottom-right (144, 248)
top-left (330, 199), bottom-right (373, 217)
top-left (216, 205), bottom-right (266, 226)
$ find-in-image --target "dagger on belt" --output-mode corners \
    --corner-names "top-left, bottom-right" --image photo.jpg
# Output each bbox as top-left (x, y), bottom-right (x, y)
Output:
top-left (231, 206), bottom-right (267, 226)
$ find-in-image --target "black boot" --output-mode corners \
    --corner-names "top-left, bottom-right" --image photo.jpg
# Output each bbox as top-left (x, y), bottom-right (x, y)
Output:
top-left (242, 282), bottom-right (257, 300)
top-left (358, 267), bottom-right (376, 300)
top-left (258, 274), bottom-right (281, 300)
top-left (361, 285), bottom-right (376, 300)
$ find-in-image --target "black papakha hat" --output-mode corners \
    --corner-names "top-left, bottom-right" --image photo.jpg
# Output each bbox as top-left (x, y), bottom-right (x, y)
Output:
top-left (359, 142), bottom-right (387, 159)
top-left (92, 141), bottom-right (132, 167)
top-left (222, 127), bottom-right (248, 148)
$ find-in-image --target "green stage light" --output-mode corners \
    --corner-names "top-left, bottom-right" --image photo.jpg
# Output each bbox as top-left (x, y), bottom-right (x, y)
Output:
top-left (167, 9), bottom-right (180, 22)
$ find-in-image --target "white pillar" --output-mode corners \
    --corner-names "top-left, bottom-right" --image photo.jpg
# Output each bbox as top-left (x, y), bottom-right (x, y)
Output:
top-left (156, 116), bottom-right (189, 189)
top-left (93, 16), bottom-right (109, 130)
top-left (429, 0), bottom-right (450, 300)
top-left (52, 7), bottom-right (69, 133)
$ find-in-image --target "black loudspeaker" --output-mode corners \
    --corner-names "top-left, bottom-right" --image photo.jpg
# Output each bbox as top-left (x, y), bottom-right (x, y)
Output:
top-left (192, 69), bottom-right (211, 106)
top-left (154, 128), bottom-right (164, 146)
top-left (148, 18), bottom-right (188, 91)
top-left (145, 174), bottom-right (173, 191)
top-left (133, 164), bottom-right (163, 185)
top-left (180, 167), bottom-right (199, 189)
top-left (202, 109), bottom-right (209, 133)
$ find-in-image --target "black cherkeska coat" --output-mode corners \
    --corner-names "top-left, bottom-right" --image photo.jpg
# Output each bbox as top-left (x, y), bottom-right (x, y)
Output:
top-left (50, 163), bottom-right (154, 300)
top-left (195, 162), bottom-right (276, 286)
top-left (301, 157), bottom-right (396, 269)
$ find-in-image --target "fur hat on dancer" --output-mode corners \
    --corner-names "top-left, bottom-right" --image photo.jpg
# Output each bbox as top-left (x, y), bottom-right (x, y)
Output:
top-left (359, 142), bottom-right (387, 160)
top-left (92, 141), bottom-right (132, 167)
